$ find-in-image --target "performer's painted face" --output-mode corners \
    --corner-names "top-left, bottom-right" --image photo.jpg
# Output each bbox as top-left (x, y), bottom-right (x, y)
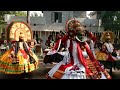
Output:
top-left (106, 32), bottom-right (111, 43)
top-left (76, 26), bottom-right (85, 36)
top-left (19, 31), bottom-right (25, 40)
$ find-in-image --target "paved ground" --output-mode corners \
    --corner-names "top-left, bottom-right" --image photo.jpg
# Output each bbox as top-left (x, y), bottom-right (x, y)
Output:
top-left (0, 61), bottom-right (120, 79)
top-left (110, 69), bottom-right (120, 79)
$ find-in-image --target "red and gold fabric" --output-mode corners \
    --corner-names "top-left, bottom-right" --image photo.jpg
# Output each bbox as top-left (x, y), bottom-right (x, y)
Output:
top-left (81, 43), bottom-right (111, 79)
top-left (49, 62), bottom-right (74, 79)
top-left (46, 19), bottom-right (111, 79)
top-left (96, 52), bottom-right (107, 61)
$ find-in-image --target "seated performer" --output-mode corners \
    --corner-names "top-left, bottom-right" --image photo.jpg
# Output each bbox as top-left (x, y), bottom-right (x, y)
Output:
top-left (0, 21), bottom-right (39, 74)
top-left (46, 18), bottom-right (111, 79)
top-left (43, 31), bottom-right (65, 64)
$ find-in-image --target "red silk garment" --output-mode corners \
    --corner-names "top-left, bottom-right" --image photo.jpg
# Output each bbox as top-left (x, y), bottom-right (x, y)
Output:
top-left (77, 42), bottom-right (111, 79)
top-left (20, 49), bottom-right (28, 59)
top-left (85, 43), bottom-right (111, 79)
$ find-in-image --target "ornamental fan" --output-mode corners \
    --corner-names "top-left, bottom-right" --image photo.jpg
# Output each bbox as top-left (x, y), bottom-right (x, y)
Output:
top-left (6, 21), bottom-right (33, 42)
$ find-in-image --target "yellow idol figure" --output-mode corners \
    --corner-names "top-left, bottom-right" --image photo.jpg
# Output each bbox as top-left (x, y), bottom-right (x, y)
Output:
top-left (0, 21), bottom-right (39, 74)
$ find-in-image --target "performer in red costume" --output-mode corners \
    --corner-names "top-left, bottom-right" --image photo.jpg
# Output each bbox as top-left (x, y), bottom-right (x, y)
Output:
top-left (46, 18), bottom-right (111, 79)
top-left (43, 31), bottom-right (65, 64)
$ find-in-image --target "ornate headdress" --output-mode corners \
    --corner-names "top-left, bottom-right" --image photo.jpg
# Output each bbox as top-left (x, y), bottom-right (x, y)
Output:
top-left (66, 18), bottom-right (82, 32)
top-left (65, 18), bottom-right (87, 42)
top-left (6, 21), bottom-right (33, 42)
top-left (101, 31), bottom-right (114, 43)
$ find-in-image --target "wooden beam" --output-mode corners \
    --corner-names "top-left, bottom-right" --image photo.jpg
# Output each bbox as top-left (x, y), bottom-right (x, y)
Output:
top-left (27, 11), bottom-right (30, 24)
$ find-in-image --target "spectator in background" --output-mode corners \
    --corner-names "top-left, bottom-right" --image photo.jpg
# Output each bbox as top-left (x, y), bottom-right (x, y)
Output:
top-left (27, 39), bottom-right (37, 53)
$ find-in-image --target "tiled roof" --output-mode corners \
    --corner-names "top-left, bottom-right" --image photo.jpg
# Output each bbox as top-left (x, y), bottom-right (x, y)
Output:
top-left (31, 23), bottom-right (63, 32)
top-left (31, 25), bottom-right (47, 31)
top-left (76, 18), bottom-right (99, 26)
top-left (46, 23), bottom-right (63, 32)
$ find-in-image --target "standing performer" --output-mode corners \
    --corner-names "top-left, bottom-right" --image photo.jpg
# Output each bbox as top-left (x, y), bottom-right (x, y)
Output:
top-left (0, 33), bottom-right (8, 55)
top-left (46, 19), bottom-right (111, 79)
top-left (0, 21), bottom-right (39, 74)
top-left (0, 32), bottom-right (6, 46)
top-left (96, 31), bottom-right (117, 61)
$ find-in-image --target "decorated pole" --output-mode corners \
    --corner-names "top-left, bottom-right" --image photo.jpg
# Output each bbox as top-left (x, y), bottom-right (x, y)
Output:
top-left (27, 11), bottom-right (30, 24)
